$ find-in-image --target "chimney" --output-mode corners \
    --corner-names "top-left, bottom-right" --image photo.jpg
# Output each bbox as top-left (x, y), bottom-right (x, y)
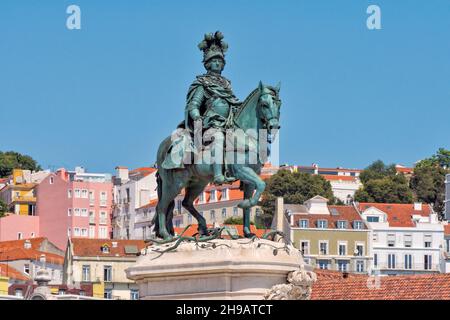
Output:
top-left (112, 241), bottom-right (118, 248)
top-left (414, 202), bottom-right (422, 211)
top-left (275, 197), bottom-right (284, 232)
top-left (115, 166), bottom-right (129, 182)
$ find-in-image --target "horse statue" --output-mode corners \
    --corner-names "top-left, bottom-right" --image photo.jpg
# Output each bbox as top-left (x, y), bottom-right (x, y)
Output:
top-left (153, 81), bottom-right (281, 241)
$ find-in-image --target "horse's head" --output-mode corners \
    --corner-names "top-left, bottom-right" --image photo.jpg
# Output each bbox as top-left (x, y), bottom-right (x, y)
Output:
top-left (257, 81), bottom-right (281, 135)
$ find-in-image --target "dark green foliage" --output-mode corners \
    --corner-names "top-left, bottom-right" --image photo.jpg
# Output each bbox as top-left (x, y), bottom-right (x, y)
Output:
top-left (0, 151), bottom-right (42, 178)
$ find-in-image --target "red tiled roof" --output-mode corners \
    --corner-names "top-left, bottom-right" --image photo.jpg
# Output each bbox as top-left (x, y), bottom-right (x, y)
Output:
top-left (71, 238), bottom-right (146, 257)
top-left (0, 248), bottom-right (64, 265)
top-left (292, 205), bottom-right (366, 229)
top-left (321, 174), bottom-right (358, 182)
top-left (312, 272), bottom-right (450, 300)
top-left (173, 224), bottom-right (266, 238)
top-left (129, 167), bottom-right (157, 176)
top-left (0, 237), bottom-right (46, 251)
top-left (0, 263), bottom-right (30, 281)
top-left (358, 203), bottom-right (432, 227)
top-left (395, 165), bottom-right (414, 174)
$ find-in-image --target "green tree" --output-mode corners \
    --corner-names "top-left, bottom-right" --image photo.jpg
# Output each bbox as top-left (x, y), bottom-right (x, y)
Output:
top-left (355, 160), bottom-right (413, 204)
top-left (0, 199), bottom-right (8, 218)
top-left (223, 216), bottom-right (254, 225)
top-left (259, 170), bottom-right (335, 227)
top-left (410, 148), bottom-right (450, 218)
top-left (0, 151), bottom-right (42, 178)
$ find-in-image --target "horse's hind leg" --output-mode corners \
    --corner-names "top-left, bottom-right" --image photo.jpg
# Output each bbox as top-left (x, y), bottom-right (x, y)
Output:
top-left (242, 183), bottom-right (256, 238)
top-left (156, 176), bottom-right (185, 240)
top-left (182, 180), bottom-right (209, 236)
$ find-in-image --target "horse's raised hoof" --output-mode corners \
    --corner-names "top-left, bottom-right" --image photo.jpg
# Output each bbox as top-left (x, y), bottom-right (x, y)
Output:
top-left (238, 199), bottom-right (251, 209)
top-left (244, 233), bottom-right (256, 239)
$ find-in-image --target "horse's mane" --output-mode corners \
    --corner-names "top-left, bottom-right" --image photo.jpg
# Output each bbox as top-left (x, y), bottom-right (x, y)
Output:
top-left (235, 88), bottom-right (259, 119)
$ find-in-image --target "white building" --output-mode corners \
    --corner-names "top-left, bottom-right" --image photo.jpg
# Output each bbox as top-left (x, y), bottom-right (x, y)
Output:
top-left (358, 202), bottom-right (445, 275)
top-left (445, 174), bottom-right (450, 221)
top-left (112, 167), bottom-right (158, 239)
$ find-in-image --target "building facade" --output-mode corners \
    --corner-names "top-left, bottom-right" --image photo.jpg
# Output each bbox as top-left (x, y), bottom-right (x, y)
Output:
top-left (277, 196), bottom-right (371, 274)
top-left (112, 167), bottom-right (158, 240)
top-left (358, 202), bottom-right (444, 275)
top-left (36, 167), bottom-right (113, 250)
top-left (445, 174), bottom-right (450, 221)
top-left (63, 238), bottom-right (145, 300)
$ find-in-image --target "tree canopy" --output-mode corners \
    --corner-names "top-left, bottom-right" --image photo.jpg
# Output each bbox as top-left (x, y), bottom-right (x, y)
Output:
top-left (0, 151), bottom-right (42, 178)
top-left (0, 199), bottom-right (7, 218)
top-left (260, 170), bottom-right (335, 227)
top-left (355, 160), bottom-right (413, 204)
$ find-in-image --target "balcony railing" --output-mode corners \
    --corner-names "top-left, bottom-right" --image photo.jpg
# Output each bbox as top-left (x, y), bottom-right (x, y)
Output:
top-left (12, 196), bottom-right (36, 203)
top-left (374, 263), bottom-right (440, 272)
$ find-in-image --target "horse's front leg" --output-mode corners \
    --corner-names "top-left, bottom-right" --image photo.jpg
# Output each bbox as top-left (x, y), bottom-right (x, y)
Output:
top-left (242, 183), bottom-right (256, 238)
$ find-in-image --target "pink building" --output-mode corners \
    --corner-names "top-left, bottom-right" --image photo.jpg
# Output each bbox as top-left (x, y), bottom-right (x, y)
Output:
top-left (36, 167), bottom-right (113, 250)
top-left (0, 215), bottom-right (39, 241)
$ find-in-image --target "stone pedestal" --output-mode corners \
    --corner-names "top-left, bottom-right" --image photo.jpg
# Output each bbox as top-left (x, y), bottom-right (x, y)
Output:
top-left (126, 238), bottom-right (315, 300)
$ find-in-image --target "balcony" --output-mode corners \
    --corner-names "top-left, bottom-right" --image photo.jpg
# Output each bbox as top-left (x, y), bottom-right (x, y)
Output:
top-left (12, 196), bottom-right (36, 203)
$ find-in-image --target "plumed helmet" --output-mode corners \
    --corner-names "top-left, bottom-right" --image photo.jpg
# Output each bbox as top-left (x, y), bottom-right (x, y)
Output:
top-left (198, 31), bottom-right (228, 64)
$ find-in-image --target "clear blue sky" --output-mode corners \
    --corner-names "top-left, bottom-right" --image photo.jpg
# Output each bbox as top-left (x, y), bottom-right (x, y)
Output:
top-left (1, 0), bottom-right (449, 173)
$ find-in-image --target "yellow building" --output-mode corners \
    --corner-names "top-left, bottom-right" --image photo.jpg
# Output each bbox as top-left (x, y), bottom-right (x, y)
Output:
top-left (0, 170), bottom-right (38, 216)
top-left (274, 196), bottom-right (372, 274)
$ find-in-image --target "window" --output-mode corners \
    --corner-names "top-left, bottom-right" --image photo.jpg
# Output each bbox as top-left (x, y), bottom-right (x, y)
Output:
top-left (81, 208), bottom-right (88, 217)
top-left (388, 254), bottom-right (396, 269)
top-left (89, 211), bottom-right (95, 224)
top-left (367, 216), bottom-right (379, 223)
top-left (372, 232), bottom-right (378, 242)
top-left (68, 189), bottom-right (72, 198)
top-left (424, 255), bottom-right (432, 270)
top-left (404, 234), bottom-right (412, 248)
top-left (50, 177), bottom-right (54, 184)
top-left (187, 215), bottom-right (192, 223)
top-left (298, 219), bottom-right (308, 228)
top-left (221, 208), bottom-right (227, 219)
top-left (210, 210), bottom-right (216, 221)
top-left (14, 289), bottom-right (23, 297)
top-left (100, 211), bottom-right (107, 224)
top-left (300, 241), bottom-right (309, 255)
top-left (68, 208), bottom-right (72, 216)
top-left (319, 241), bottom-right (328, 255)
top-left (130, 289), bottom-right (139, 300)
top-left (210, 190), bottom-right (216, 202)
top-left (67, 228), bottom-right (71, 237)
top-left (89, 226), bottom-right (95, 238)
top-left (17, 232), bottom-right (23, 240)
top-left (317, 260), bottom-right (329, 270)
top-left (338, 243), bottom-right (347, 256)
top-left (336, 221), bottom-right (347, 229)
top-left (198, 192), bottom-right (204, 203)
top-left (233, 207), bottom-right (238, 216)
top-left (82, 265), bottom-right (91, 282)
top-left (81, 228), bottom-right (88, 237)
top-left (74, 189), bottom-right (81, 198)
top-left (58, 289), bottom-right (66, 295)
top-left (24, 264), bottom-right (30, 275)
top-left (424, 235), bottom-right (432, 248)
top-left (374, 254), bottom-right (378, 267)
top-left (74, 208), bottom-right (80, 216)
top-left (355, 244), bottom-right (364, 256)
top-left (387, 234), bottom-right (396, 247)
top-left (353, 221), bottom-right (363, 230)
top-left (99, 226), bottom-right (108, 239)
top-left (74, 228), bottom-right (80, 236)
top-left (79, 290), bottom-right (86, 296)
top-left (104, 265), bottom-right (112, 282)
top-left (317, 220), bottom-right (328, 229)
top-left (356, 260), bottom-right (364, 273)
top-left (222, 188), bottom-right (228, 200)
top-left (89, 191), bottom-right (95, 204)
top-left (31, 232), bottom-right (35, 238)
top-left (337, 260), bottom-right (348, 272)
top-left (81, 189), bottom-right (88, 199)
top-left (100, 191), bottom-right (107, 206)
top-left (404, 254), bottom-right (412, 270)
top-left (104, 289), bottom-right (112, 299)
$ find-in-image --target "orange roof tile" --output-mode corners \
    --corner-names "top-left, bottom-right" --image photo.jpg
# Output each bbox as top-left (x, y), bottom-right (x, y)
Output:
top-left (321, 174), bottom-right (358, 182)
top-left (0, 248), bottom-right (64, 265)
top-left (444, 224), bottom-right (450, 236)
top-left (173, 224), bottom-right (266, 238)
top-left (0, 237), bottom-right (47, 251)
top-left (312, 273), bottom-right (450, 300)
top-left (71, 238), bottom-right (146, 257)
top-left (358, 203), bottom-right (432, 227)
top-left (0, 263), bottom-right (30, 281)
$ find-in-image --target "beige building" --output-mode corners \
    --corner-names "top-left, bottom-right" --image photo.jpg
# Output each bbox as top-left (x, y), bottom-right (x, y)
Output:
top-left (63, 238), bottom-right (146, 300)
top-left (274, 196), bottom-right (372, 274)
